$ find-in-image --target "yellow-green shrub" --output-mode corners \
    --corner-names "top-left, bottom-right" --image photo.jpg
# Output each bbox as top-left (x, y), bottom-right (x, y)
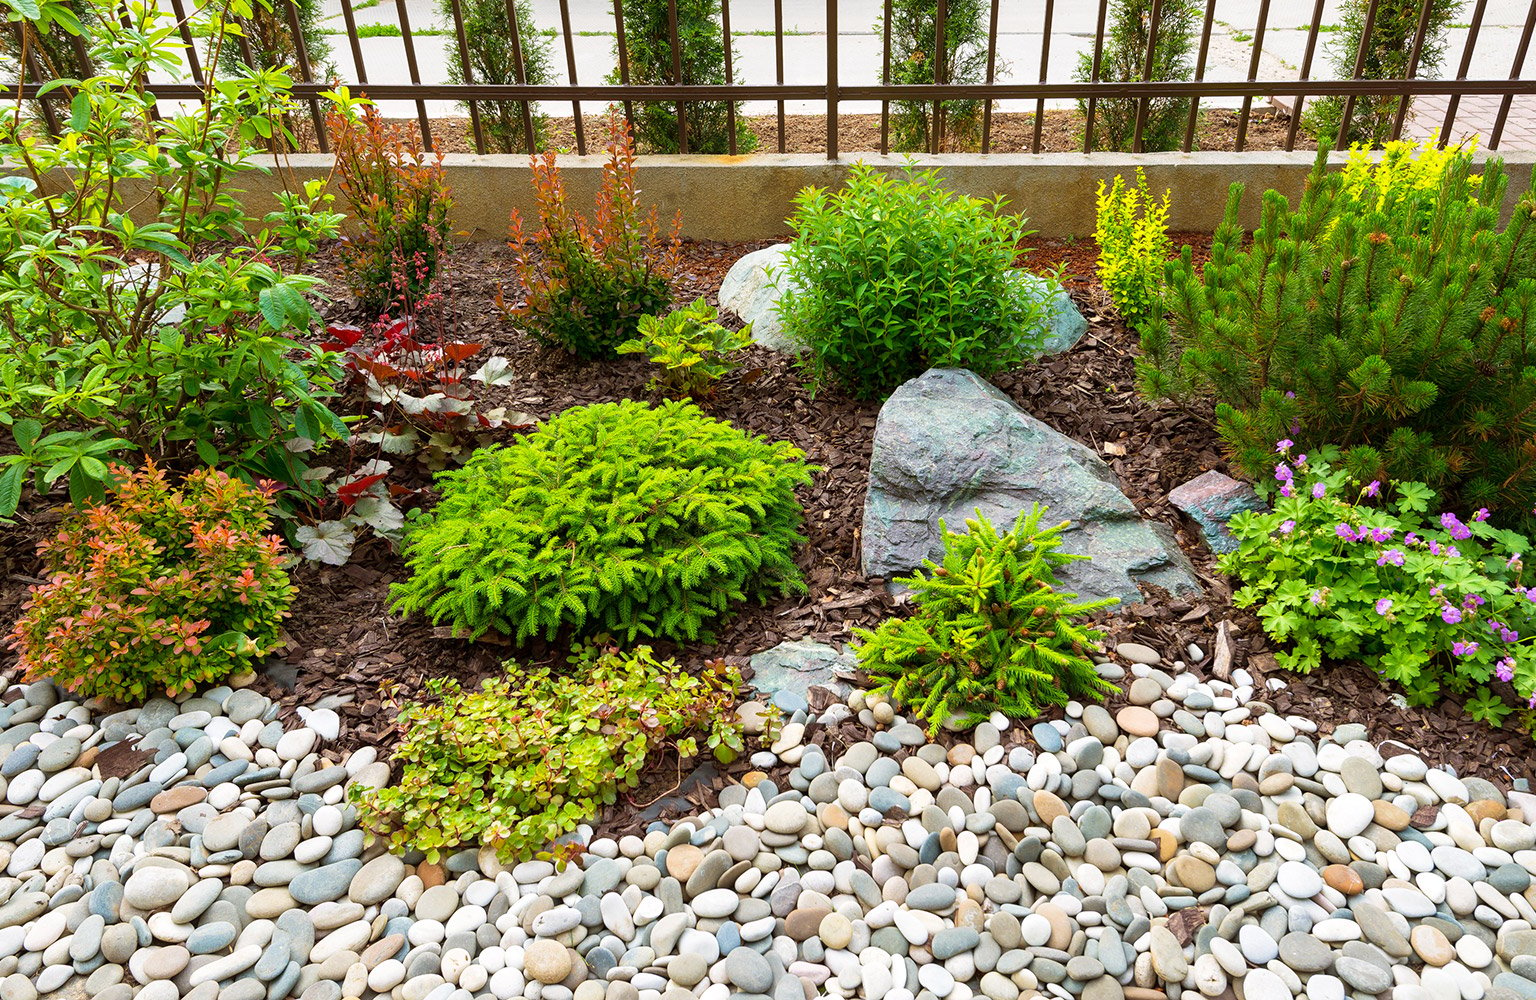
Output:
top-left (1094, 168), bottom-right (1173, 330)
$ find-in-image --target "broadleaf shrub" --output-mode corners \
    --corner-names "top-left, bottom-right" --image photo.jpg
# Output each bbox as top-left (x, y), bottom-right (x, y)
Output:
top-left (1221, 446), bottom-right (1536, 717)
top-left (1095, 168), bottom-right (1173, 329)
top-left (1074, 0), bottom-right (1199, 152)
top-left (354, 644), bottom-right (745, 863)
top-left (777, 163), bottom-right (1049, 399)
top-left (391, 399), bottom-right (814, 643)
top-left (503, 116), bottom-right (682, 360)
top-left (617, 298), bottom-right (752, 397)
top-left (7, 462), bottom-right (295, 703)
top-left (1138, 145), bottom-right (1536, 522)
top-left (855, 507), bottom-right (1119, 734)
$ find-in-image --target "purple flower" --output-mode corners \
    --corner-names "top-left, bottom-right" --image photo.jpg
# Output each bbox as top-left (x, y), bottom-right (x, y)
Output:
top-left (1528, 694), bottom-right (1536, 709)
top-left (1431, 584), bottom-right (1445, 597)
top-left (1370, 527), bottom-right (1394, 543)
top-left (1296, 453), bottom-right (1308, 465)
top-left (1312, 482), bottom-right (1326, 499)
top-left (1279, 520), bottom-right (1296, 535)
top-left (1464, 593), bottom-right (1485, 609)
top-left (1404, 532), bottom-right (1419, 546)
top-left (1286, 391), bottom-right (1296, 399)
top-left (1375, 598), bottom-right (1393, 615)
top-left (1275, 463), bottom-right (1294, 483)
top-left (1280, 484), bottom-right (1294, 498)
top-left (1473, 507), bottom-right (1490, 522)
top-left (1506, 552), bottom-right (1523, 569)
top-left (1496, 658), bottom-right (1516, 683)
top-left (1276, 439), bottom-right (1294, 452)
top-left (1377, 549), bottom-right (1405, 567)
top-left (1452, 641), bottom-right (1480, 657)
top-left (1441, 604), bottom-right (1463, 624)
top-left (1336, 523), bottom-right (1356, 539)
top-left (1309, 590), bottom-right (1325, 606)
top-left (1366, 480), bottom-right (1381, 497)
top-left (1428, 540), bottom-right (1443, 556)
top-left (1439, 512), bottom-right (1472, 540)
top-left (1447, 546), bottom-right (1461, 559)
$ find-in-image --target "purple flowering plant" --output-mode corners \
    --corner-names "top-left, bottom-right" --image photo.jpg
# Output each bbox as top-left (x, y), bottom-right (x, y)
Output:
top-left (1220, 445), bottom-right (1536, 719)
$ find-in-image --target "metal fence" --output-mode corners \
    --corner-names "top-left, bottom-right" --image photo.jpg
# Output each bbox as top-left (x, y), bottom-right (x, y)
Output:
top-left (11, 0), bottom-right (1536, 157)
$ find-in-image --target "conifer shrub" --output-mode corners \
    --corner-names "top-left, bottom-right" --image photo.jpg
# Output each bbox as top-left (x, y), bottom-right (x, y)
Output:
top-left (777, 163), bottom-right (1049, 399)
top-left (7, 462), bottom-right (294, 703)
top-left (1073, 0), bottom-right (1199, 152)
top-left (1094, 168), bottom-right (1174, 330)
top-left (503, 116), bottom-right (682, 360)
top-left (1139, 146), bottom-right (1536, 522)
top-left (855, 507), bottom-right (1119, 734)
top-left (436, 0), bottom-right (552, 152)
top-left (354, 643), bottom-right (745, 863)
top-left (617, 298), bottom-right (752, 397)
top-left (391, 400), bottom-right (814, 643)
top-left (879, 0), bottom-right (991, 152)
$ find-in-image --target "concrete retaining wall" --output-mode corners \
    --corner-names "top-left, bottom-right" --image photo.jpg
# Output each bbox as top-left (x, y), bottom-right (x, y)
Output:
top-left (45, 150), bottom-right (1536, 242)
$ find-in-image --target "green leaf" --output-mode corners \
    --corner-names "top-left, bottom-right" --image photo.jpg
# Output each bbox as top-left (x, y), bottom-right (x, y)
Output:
top-left (0, 462), bottom-right (26, 517)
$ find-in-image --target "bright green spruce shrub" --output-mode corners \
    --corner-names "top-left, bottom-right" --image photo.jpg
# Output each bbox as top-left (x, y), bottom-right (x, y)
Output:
top-left (1094, 168), bottom-right (1174, 330)
top-left (7, 461), bottom-right (295, 703)
top-left (1139, 146), bottom-right (1536, 523)
top-left (1073, 0), bottom-right (1200, 152)
top-left (391, 400), bottom-right (814, 643)
top-left (879, 0), bottom-right (992, 152)
top-left (618, 298), bottom-right (752, 397)
top-left (777, 163), bottom-right (1049, 399)
top-left (1222, 447), bottom-right (1536, 722)
top-left (354, 644), bottom-right (745, 862)
top-left (855, 507), bottom-right (1119, 735)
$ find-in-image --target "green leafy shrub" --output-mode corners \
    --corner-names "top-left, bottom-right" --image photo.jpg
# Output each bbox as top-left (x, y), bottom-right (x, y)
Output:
top-left (328, 91), bottom-right (454, 316)
top-left (231, 0), bottom-right (332, 85)
top-left (503, 116), bottom-right (682, 360)
top-left (354, 643), bottom-right (745, 863)
top-left (879, 0), bottom-right (991, 152)
top-left (436, 0), bottom-right (551, 152)
top-left (777, 163), bottom-right (1049, 399)
top-left (1222, 446), bottom-right (1536, 716)
top-left (1095, 168), bottom-right (1173, 329)
top-left (1304, 0), bottom-right (1462, 148)
top-left (1074, 0), bottom-right (1199, 151)
top-left (609, 0), bottom-right (756, 154)
top-left (7, 461), bottom-right (295, 703)
top-left (1138, 146), bottom-right (1536, 522)
top-left (391, 399), bottom-right (814, 643)
top-left (855, 507), bottom-right (1119, 734)
top-left (618, 298), bottom-right (752, 396)
top-left (0, 0), bottom-right (346, 516)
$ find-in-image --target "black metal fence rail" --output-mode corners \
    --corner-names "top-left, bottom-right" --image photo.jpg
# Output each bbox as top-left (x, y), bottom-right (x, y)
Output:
top-left (9, 0), bottom-right (1536, 158)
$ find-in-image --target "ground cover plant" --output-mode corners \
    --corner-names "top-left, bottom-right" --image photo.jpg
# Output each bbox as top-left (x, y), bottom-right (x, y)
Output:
top-left (777, 162), bottom-right (1050, 399)
top-left (856, 507), bottom-right (1118, 734)
top-left (1074, 0), bottom-right (1200, 151)
top-left (390, 399), bottom-right (814, 643)
top-left (0, 0), bottom-right (346, 517)
top-left (1222, 444), bottom-right (1536, 721)
top-left (1138, 144), bottom-right (1536, 525)
top-left (878, 0), bottom-right (991, 152)
top-left (7, 461), bottom-right (295, 703)
top-left (354, 643), bottom-right (744, 862)
top-left (503, 116), bottom-right (682, 360)
top-left (1094, 168), bottom-right (1174, 330)
top-left (618, 298), bottom-right (752, 397)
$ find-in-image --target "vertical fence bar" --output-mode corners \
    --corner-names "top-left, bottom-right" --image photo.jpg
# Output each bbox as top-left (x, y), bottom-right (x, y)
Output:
top-left (281, 0), bottom-right (328, 151)
top-left (613, 0), bottom-right (636, 132)
top-left (393, 0), bottom-right (433, 146)
top-left (1032, 0), bottom-right (1054, 153)
top-left (166, 0), bottom-right (205, 85)
top-left (981, 0), bottom-right (1000, 153)
top-left (826, 0), bottom-right (838, 158)
top-left (1440, 0), bottom-right (1490, 144)
top-left (1388, 0), bottom-right (1439, 141)
top-left (1131, 0), bottom-right (1164, 153)
top-left (1234, 0), bottom-right (1272, 151)
top-left (505, 0), bottom-right (537, 152)
top-left (1181, 0), bottom-right (1217, 151)
top-left (17, 31), bottom-right (61, 137)
top-left (722, 0), bottom-right (737, 154)
top-left (447, 0), bottom-right (487, 154)
top-left (668, 0), bottom-right (687, 153)
top-left (1083, 0), bottom-right (1109, 151)
top-left (880, 0), bottom-right (893, 154)
top-left (556, 0), bottom-right (586, 154)
top-left (1284, 0), bottom-right (1328, 151)
top-left (1488, 0), bottom-right (1536, 150)
top-left (933, 0), bottom-right (947, 153)
top-left (1335, 0), bottom-right (1382, 150)
top-left (775, 0), bottom-right (786, 151)
top-left (337, 0), bottom-right (371, 86)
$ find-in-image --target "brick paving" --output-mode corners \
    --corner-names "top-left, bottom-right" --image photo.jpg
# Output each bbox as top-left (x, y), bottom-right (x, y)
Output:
top-left (1404, 94), bottom-right (1536, 151)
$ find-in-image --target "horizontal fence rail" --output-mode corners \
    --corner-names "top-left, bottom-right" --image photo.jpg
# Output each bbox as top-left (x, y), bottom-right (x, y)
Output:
top-left (6, 0), bottom-right (1536, 158)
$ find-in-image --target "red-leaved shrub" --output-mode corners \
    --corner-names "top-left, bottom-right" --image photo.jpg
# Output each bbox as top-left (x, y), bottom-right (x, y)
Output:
top-left (7, 462), bottom-right (295, 702)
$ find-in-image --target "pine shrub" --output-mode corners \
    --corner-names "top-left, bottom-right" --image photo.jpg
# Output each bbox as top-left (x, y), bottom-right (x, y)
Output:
top-left (879, 0), bottom-right (992, 152)
top-left (609, 0), bottom-right (757, 154)
top-left (1094, 168), bottom-right (1174, 329)
top-left (855, 507), bottom-right (1118, 735)
top-left (391, 399), bottom-right (814, 643)
top-left (617, 298), bottom-right (753, 397)
top-left (7, 462), bottom-right (295, 703)
top-left (504, 116), bottom-right (682, 360)
top-left (1073, 0), bottom-right (1199, 152)
top-left (1138, 146), bottom-right (1536, 522)
top-left (354, 644), bottom-right (745, 863)
top-left (777, 163), bottom-right (1049, 399)
top-left (437, 0), bottom-right (552, 152)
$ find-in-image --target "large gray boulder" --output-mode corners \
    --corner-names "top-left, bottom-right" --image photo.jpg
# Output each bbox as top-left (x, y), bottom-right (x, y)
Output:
top-left (717, 243), bottom-right (1087, 358)
top-left (860, 368), bottom-right (1201, 606)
